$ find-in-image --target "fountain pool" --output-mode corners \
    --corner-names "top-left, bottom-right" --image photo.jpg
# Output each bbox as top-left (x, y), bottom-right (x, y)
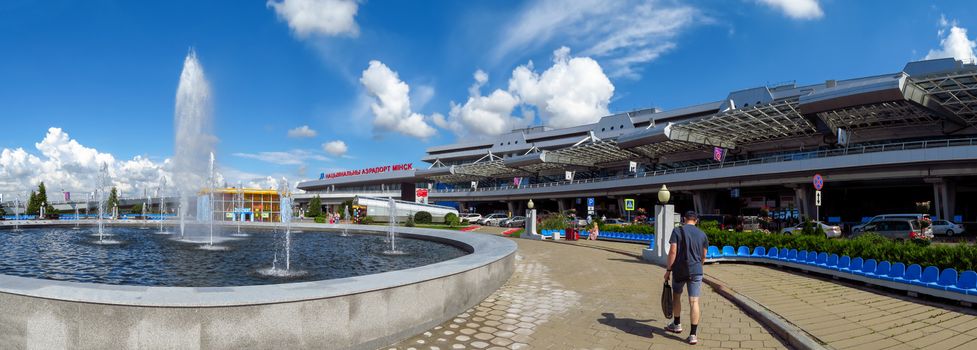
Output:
top-left (0, 226), bottom-right (467, 287)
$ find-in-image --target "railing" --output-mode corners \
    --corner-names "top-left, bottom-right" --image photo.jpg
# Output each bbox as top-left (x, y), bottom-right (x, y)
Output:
top-left (434, 137), bottom-right (977, 194)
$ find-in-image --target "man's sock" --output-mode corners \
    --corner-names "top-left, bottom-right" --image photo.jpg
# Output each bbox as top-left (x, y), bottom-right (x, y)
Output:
top-left (673, 317), bottom-right (681, 326)
top-left (691, 324), bottom-right (698, 335)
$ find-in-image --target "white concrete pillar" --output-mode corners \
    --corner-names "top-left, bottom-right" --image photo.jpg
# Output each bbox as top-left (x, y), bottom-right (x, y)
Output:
top-left (643, 204), bottom-right (675, 266)
top-left (557, 199), bottom-right (567, 213)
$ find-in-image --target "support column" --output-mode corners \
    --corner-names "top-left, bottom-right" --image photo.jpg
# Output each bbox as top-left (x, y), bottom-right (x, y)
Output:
top-left (794, 187), bottom-right (813, 220)
top-left (506, 201), bottom-right (516, 217)
top-left (643, 204), bottom-right (675, 266)
top-left (692, 191), bottom-right (717, 215)
top-left (458, 201), bottom-right (468, 213)
top-left (557, 199), bottom-right (567, 213)
top-left (616, 197), bottom-right (626, 217)
top-left (928, 178), bottom-right (957, 220)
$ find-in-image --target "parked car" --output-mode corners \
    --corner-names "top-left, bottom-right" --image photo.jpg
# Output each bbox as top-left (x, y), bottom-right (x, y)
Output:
top-left (603, 218), bottom-right (629, 225)
top-left (481, 213), bottom-right (509, 226)
top-left (460, 213), bottom-right (482, 223)
top-left (931, 220), bottom-right (966, 236)
top-left (852, 214), bottom-right (930, 234)
top-left (505, 216), bottom-right (527, 227)
top-left (852, 219), bottom-right (931, 240)
top-left (782, 221), bottom-right (842, 238)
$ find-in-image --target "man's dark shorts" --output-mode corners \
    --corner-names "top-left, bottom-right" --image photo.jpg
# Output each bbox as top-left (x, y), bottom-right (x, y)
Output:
top-left (672, 274), bottom-right (703, 297)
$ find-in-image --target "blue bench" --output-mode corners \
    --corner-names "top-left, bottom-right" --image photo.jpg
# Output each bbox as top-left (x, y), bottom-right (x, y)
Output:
top-left (702, 245), bottom-right (977, 304)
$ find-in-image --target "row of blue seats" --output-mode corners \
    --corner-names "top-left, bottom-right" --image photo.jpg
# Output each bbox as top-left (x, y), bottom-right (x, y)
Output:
top-left (708, 245), bottom-right (977, 296)
top-left (539, 229), bottom-right (654, 242)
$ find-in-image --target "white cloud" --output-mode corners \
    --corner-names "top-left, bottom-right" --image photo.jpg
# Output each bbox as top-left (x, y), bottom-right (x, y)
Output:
top-left (232, 149), bottom-right (331, 166)
top-left (287, 125), bottom-right (318, 138)
top-left (925, 17), bottom-right (977, 62)
top-left (442, 48), bottom-right (614, 136)
top-left (510, 47), bottom-right (614, 129)
top-left (493, 0), bottom-right (697, 79)
top-left (0, 128), bottom-right (168, 199)
top-left (267, 0), bottom-right (360, 38)
top-left (756, 0), bottom-right (823, 20)
top-left (441, 70), bottom-right (526, 137)
top-left (359, 60), bottom-right (438, 139)
top-left (322, 140), bottom-right (348, 156)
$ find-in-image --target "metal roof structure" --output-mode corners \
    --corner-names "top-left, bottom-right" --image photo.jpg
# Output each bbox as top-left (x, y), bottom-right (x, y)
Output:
top-left (667, 98), bottom-right (817, 149)
top-left (912, 69), bottom-right (977, 127)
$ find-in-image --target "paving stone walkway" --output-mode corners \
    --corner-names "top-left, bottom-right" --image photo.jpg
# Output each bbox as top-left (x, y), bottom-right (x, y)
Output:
top-left (708, 264), bottom-right (977, 350)
top-left (562, 238), bottom-right (977, 350)
top-left (388, 237), bottom-right (788, 349)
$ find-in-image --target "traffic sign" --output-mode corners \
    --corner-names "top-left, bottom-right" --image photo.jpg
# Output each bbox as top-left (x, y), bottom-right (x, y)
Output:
top-left (587, 198), bottom-right (595, 207)
top-left (624, 198), bottom-right (635, 211)
top-left (813, 174), bottom-right (824, 191)
top-left (815, 190), bottom-right (822, 207)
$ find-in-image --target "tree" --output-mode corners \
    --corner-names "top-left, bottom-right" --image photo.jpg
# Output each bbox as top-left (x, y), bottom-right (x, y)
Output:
top-left (130, 202), bottom-right (144, 215)
top-left (26, 190), bottom-right (39, 215)
top-left (106, 187), bottom-right (120, 215)
top-left (306, 195), bottom-right (323, 218)
top-left (37, 182), bottom-right (55, 215)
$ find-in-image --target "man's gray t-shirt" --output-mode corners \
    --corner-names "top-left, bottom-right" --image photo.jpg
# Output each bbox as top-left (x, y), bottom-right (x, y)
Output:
top-left (669, 224), bottom-right (709, 281)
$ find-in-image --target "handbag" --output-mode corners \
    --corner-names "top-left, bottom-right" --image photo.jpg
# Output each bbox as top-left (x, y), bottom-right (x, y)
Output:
top-left (661, 281), bottom-right (673, 318)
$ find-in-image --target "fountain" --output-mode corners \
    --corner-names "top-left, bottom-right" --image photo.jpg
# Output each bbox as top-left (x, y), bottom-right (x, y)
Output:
top-left (157, 178), bottom-right (169, 234)
top-left (12, 194), bottom-right (22, 232)
top-left (73, 202), bottom-right (80, 230)
top-left (172, 48), bottom-right (215, 243)
top-left (230, 181), bottom-right (248, 237)
top-left (341, 206), bottom-right (350, 237)
top-left (258, 178), bottom-right (305, 277)
top-left (139, 188), bottom-right (148, 230)
top-left (383, 197), bottom-right (406, 255)
top-left (93, 163), bottom-right (120, 244)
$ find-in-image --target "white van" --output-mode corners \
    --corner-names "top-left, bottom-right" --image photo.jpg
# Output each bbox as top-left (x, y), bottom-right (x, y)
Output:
top-left (852, 214), bottom-right (931, 234)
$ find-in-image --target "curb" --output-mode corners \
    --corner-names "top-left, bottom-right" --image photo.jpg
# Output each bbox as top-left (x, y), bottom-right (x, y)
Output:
top-left (702, 274), bottom-right (831, 350)
top-left (545, 239), bottom-right (830, 350)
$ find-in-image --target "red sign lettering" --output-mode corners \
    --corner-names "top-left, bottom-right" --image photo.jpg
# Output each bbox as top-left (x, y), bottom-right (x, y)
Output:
top-left (325, 163), bottom-right (414, 179)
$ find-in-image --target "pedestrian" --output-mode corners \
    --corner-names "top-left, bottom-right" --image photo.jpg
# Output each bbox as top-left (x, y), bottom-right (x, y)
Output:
top-left (588, 222), bottom-right (600, 240)
top-left (662, 211), bottom-right (709, 345)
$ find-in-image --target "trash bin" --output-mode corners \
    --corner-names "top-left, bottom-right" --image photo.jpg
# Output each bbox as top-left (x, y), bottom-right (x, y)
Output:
top-left (566, 227), bottom-right (578, 241)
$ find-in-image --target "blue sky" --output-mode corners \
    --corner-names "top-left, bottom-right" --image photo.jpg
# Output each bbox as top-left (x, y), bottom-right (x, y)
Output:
top-left (1, 0), bottom-right (976, 196)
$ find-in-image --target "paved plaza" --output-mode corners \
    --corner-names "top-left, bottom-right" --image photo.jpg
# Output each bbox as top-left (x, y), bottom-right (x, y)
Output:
top-left (554, 238), bottom-right (977, 350)
top-left (390, 236), bottom-right (788, 350)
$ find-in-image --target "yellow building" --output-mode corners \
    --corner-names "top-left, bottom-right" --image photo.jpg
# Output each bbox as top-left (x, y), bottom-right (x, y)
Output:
top-left (203, 188), bottom-right (283, 223)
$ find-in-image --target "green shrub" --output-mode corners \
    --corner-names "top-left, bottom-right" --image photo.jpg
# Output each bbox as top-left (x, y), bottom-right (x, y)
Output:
top-left (414, 211), bottom-right (433, 224)
top-left (405, 216), bottom-right (416, 227)
top-left (314, 215), bottom-right (326, 224)
top-left (705, 228), bottom-right (977, 272)
top-left (540, 215), bottom-right (569, 230)
top-left (601, 224), bottom-right (655, 234)
top-left (444, 213), bottom-right (460, 227)
top-left (361, 216), bottom-right (374, 225)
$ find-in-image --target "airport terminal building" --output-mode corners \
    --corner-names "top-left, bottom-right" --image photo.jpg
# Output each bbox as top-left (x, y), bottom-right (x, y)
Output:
top-left (296, 58), bottom-right (977, 230)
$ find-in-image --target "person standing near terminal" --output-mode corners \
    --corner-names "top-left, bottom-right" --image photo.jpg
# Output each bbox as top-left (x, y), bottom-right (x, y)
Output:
top-left (663, 211), bottom-right (708, 345)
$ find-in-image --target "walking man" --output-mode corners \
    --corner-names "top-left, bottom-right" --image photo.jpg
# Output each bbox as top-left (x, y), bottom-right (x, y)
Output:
top-left (663, 211), bottom-right (709, 345)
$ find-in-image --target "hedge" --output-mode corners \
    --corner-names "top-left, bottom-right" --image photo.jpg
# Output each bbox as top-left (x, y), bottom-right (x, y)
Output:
top-left (414, 211), bottom-right (433, 224)
top-left (601, 224), bottom-right (654, 234)
top-left (706, 229), bottom-right (977, 272)
top-left (444, 213), bottom-right (460, 227)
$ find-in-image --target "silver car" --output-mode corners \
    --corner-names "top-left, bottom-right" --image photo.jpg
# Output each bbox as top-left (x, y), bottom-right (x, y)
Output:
top-left (852, 219), bottom-right (931, 240)
top-left (931, 220), bottom-right (966, 236)
top-left (782, 221), bottom-right (842, 238)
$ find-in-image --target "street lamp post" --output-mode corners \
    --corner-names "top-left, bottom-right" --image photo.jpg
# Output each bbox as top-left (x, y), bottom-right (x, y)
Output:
top-left (649, 184), bottom-right (677, 266)
top-left (525, 198), bottom-right (540, 239)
